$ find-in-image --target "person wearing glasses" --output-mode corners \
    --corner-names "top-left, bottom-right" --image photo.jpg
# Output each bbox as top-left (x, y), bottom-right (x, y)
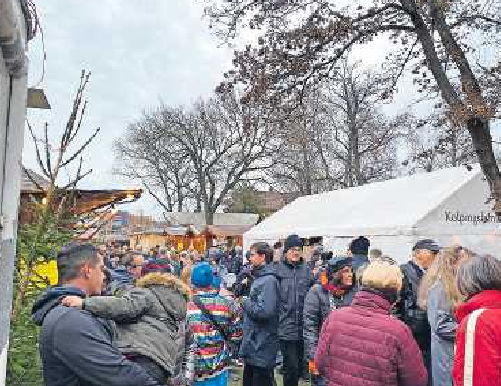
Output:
top-left (274, 234), bottom-right (314, 386)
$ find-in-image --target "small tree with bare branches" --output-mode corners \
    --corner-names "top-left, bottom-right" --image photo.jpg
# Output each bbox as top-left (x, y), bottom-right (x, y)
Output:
top-left (13, 70), bottom-right (99, 319)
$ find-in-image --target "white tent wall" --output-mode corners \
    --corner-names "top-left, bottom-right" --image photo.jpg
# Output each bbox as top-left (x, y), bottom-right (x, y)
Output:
top-left (244, 165), bottom-right (501, 259)
top-left (415, 171), bottom-right (501, 256)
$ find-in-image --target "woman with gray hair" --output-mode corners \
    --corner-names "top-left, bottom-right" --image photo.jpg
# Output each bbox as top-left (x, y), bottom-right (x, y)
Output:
top-left (453, 254), bottom-right (501, 386)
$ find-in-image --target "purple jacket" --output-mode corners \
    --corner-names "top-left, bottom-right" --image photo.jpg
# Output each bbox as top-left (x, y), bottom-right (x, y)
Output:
top-left (315, 290), bottom-right (427, 386)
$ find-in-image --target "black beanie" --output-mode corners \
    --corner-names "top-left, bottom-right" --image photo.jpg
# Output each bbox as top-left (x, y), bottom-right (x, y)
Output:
top-left (283, 234), bottom-right (302, 253)
top-left (349, 236), bottom-right (370, 255)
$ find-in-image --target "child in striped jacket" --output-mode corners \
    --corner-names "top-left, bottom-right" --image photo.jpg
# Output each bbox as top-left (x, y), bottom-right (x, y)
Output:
top-left (187, 262), bottom-right (243, 386)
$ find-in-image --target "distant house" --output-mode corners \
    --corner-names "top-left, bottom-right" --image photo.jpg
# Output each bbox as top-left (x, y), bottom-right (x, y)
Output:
top-left (132, 212), bottom-right (260, 252)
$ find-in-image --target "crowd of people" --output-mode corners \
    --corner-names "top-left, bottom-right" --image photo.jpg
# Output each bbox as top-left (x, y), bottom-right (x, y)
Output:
top-left (31, 235), bottom-right (501, 386)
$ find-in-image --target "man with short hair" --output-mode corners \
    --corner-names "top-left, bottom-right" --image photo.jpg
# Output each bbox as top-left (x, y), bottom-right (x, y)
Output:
top-left (397, 239), bottom-right (440, 386)
top-left (240, 242), bottom-right (279, 386)
top-left (32, 244), bottom-right (158, 386)
top-left (369, 248), bottom-right (383, 262)
top-left (275, 235), bottom-right (314, 386)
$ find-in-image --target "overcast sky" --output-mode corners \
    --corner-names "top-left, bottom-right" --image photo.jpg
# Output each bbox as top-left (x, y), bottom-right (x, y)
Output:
top-left (23, 1), bottom-right (499, 217)
top-left (24, 1), bottom-right (232, 216)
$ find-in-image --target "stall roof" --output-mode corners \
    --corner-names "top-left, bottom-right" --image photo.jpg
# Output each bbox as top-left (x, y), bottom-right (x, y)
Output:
top-left (164, 212), bottom-right (259, 227)
top-left (245, 165), bottom-right (486, 240)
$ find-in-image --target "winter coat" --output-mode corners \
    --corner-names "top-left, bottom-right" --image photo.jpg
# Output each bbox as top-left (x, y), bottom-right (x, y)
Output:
top-left (109, 266), bottom-right (134, 294)
top-left (303, 284), bottom-right (353, 360)
top-left (240, 264), bottom-right (279, 368)
top-left (31, 286), bottom-right (158, 386)
top-left (396, 261), bottom-right (431, 353)
top-left (187, 288), bottom-right (243, 382)
top-left (275, 259), bottom-right (314, 341)
top-left (427, 281), bottom-right (456, 386)
top-left (82, 273), bottom-right (191, 381)
top-left (314, 290), bottom-right (428, 386)
top-left (351, 254), bottom-right (369, 277)
top-left (234, 265), bottom-right (254, 297)
top-left (453, 290), bottom-right (501, 386)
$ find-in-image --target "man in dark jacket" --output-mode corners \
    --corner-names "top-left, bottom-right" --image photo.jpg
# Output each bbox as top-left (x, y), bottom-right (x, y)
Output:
top-left (303, 256), bottom-right (355, 385)
top-left (348, 236), bottom-right (370, 275)
top-left (240, 242), bottom-right (279, 386)
top-left (31, 244), bottom-right (158, 386)
top-left (397, 239), bottom-right (439, 386)
top-left (275, 234), bottom-right (314, 386)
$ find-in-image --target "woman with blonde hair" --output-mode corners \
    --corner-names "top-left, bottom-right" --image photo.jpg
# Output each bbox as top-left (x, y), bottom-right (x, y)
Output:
top-left (418, 246), bottom-right (473, 386)
top-left (315, 261), bottom-right (427, 386)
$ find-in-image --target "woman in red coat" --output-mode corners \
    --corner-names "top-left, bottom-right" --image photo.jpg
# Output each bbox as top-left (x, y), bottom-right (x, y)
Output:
top-left (453, 254), bottom-right (501, 386)
top-left (314, 261), bottom-right (427, 386)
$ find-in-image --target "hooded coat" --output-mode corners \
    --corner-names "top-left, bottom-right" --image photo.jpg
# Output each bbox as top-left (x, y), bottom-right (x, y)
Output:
top-left (239, 264), bottom-right (279, 368)
top-left (81, 273), bottom-right (191, 381)
top-left (275, 257), bottom-right (314, 341)
top-left (31, 286), bottom-right (157, 386)
top-left (453, 290), bottom-right (501, 386)
top-left (314, 290), bottom-right (427, 386)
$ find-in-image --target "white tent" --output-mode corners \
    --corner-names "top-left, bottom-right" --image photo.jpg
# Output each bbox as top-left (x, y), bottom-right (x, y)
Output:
top-left (244, 165), bottom-right (501, 263)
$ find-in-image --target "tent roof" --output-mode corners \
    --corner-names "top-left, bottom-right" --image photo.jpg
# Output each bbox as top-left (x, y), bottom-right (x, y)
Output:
top-left (245, 165), bottom-right (482, 239)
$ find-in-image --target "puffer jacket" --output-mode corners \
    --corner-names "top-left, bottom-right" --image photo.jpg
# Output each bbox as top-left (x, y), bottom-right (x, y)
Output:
top-left (453, 290), bottom-right (501, 386)
top-left (83, 273), bottom-right (191, 380)
top-left (315, 290), bottom-right (427, 386)
top-left (351, 253), bottom-right (369, 276)
top-left (303, 284), bottom-right (353, 360)
top-left (240, 264), bottom-right (279, 368)
top-left (275, 259), bottom-right (314, 341)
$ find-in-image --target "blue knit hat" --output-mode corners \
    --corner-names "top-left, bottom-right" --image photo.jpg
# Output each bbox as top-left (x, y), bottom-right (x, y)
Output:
top-left (191, 262), bottom-right (214, 288)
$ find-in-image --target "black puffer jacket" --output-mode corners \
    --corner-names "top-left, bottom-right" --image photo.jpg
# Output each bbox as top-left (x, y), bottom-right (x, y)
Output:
top-left (275, 259), bottom-right (314, 341)
top-left (303, 284), bottom-right (353, 360)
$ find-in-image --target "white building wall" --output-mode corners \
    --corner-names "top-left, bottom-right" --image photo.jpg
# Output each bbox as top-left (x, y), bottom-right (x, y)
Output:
top-left (0, 1), bottom-right (28, 384)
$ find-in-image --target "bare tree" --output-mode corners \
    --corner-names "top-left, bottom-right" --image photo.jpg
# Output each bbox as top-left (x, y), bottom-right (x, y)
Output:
top-left (404, 116), bottom-right (476, 173)
top-left (320, 62), bottom-right (406, 187)
top-left (14, 70), bottom-right (99, 319)
top-left (203, 0), bottom-right (501, 212)
top-left (116, 92), bottom-right (277, 224)
top-left (269, 62), bottom-right (405, 195)
top-left (113, 117), bottom-right (195, 213)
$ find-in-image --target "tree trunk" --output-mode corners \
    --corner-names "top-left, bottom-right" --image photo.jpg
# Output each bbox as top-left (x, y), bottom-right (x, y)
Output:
top-left (466, 118), bottom-right (501, 213)
top-left (205, 210), bottom-right (214, 226)
top-left (11, 264), bottom-right (33, 322)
